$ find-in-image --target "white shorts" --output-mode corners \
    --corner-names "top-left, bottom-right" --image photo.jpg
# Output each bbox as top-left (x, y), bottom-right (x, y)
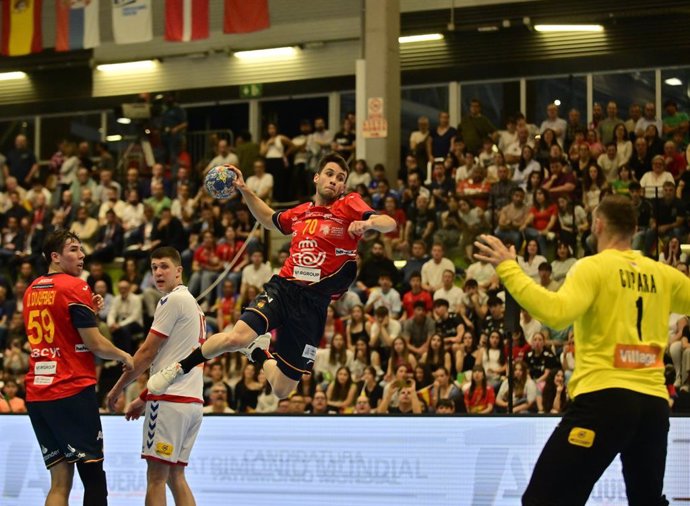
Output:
top-left (141, 400), bottom-right (203, 466)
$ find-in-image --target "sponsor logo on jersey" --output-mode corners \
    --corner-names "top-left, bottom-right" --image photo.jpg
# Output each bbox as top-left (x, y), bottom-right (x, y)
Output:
top-left (42, 449), bottom-right (60, 461)
top-left (75, 344), bottom-right (90, 353)
top-left (34, 361), bottom-right (57, 375)
top-left (31, 347), bottom-right (61, 359)
top-left (613, 344), bottom-right (663, 369)
top-left (294, 266), bottom-right (321, 282)
top-left (568, 427), bottom-right (595, 448)
top-left (33, 376), bottom-right (54, 385)
top-left (160, 297), bottom-right (168, 306)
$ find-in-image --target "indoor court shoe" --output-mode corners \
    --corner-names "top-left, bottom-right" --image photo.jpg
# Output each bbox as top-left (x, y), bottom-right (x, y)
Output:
top-left (238, 333), bottom-right (271, 362)
top-left (147, 363), bottom-right (183, 395)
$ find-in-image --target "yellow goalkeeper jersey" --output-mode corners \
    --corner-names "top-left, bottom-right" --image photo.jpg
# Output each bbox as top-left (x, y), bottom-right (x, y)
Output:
top-left (496, 248), bottom-right (690, 400)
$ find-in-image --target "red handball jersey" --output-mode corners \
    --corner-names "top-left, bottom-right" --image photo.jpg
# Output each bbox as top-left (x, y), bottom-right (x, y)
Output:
top-left (24, 273), bottom-right (98, 402)
top-left (272, 192), bottom-right (375, 298)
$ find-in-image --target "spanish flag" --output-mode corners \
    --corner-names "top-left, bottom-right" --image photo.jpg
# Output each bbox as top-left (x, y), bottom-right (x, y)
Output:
top-left (1, 0), bottom-right (43, 56)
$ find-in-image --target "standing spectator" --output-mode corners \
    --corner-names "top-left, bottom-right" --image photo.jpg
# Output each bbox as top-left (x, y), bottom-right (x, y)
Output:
top-left (540, 103), bottom-right (567, 146)
top-left (614, 123), bottom-right (633, 167)
top-left (598, 143), bottom-right (621, 183)
top-left (410, 116), bottom-right (431, 169)
top-left (234, 131), bottom-right (261, 177)
top-left (427, 111), bottom-right (456, 160)
top-left (289, 119), bottom-right (313, 198)
top-left (307, 117), bottom-right (333, 165)
top-left (564, 108), bottom-right (584, 153)
top-left (331, 118), bottom-right (356, 165)
top-left (598, 101), bottom-right (622, 145)
top-left (261, 123), bottom-right (293, 202)
top-left (458, 99), bottom-right (497, 155)
top-left (160, 93), bottom-right (188, 176)
top-left (589, 101), bottom-right (603, 131)
top-left (4, 134), bottom-right (39, 188)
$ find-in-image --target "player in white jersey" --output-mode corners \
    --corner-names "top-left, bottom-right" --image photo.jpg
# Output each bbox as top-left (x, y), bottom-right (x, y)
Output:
top-left (107, 247), bottom-right (204, 506)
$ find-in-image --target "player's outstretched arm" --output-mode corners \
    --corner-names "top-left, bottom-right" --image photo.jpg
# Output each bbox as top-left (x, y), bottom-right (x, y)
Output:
top-left (227, 165), bottom-right (277, 231)
top-left (348, 214), bottom-right (397, 237)
top-left (78, 327), bottom-right (134, 369)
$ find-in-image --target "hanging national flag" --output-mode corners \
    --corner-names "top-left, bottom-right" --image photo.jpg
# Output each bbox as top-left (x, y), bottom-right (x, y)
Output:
top-left (112, 0), bottom-right (152, 44)
top-left (55, 0), bottom-right (100, 52)
top-left (1, 0), bottom-right (43, 56)
top-left (223, 0), bottom-right (269, 34)
top-left (165, 0), bottom-right (209, 42)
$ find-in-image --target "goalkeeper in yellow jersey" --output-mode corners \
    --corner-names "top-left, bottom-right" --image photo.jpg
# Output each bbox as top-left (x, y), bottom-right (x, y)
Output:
top-left (474, 195), bottom-right (690, 506)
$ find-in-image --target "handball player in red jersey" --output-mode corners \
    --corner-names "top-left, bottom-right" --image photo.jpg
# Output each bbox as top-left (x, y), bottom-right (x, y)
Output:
top-left (148, 153), bottom-right (396, 399)
top-left (24, 230), bottom-right (134, 506)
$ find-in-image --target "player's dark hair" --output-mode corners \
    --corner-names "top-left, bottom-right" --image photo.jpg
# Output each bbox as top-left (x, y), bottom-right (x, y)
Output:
top-left (318, 153), bottom-right (350, 176)
top-left (595, 195), bottom-right (637, 238)
top-left (42, 229), bottom-right (81, 264)
top-left (151, 246), bottom-right (182, 266)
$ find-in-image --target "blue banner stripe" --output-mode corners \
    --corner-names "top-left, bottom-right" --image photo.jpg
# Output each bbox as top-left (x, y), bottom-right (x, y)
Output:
top-left (68, 7), bottom-right (84, 50)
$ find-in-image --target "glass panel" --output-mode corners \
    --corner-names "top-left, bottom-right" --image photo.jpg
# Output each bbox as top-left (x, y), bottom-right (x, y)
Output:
top-left (461, 82), bottom-right (519, 131)
top-left (593, 71), bottom-right (655, 140)
top-left (401, 85), bottom-right (449, 158)
top-left (40, 113), bottom-right (102, 162)
top-left (340, 92), bottom-right (355, 129)
top-left (526, 76), bottom-right (587, 129)
top-left (661, 67), bottom-right (690, 142)
top-left (260, 97), bottom-right (329, 138)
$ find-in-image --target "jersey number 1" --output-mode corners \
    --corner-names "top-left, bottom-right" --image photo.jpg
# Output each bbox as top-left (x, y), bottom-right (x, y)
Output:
top-left (635, 297), bottom-right (643, 341)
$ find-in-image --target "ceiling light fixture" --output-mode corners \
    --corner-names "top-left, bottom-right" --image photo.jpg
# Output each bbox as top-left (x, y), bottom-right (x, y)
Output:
top-left (665, 78), bottom-right (683, 86)
top-left (535, 24), bottom-right (604, 32)
top-left (399, 33), bottom-right (444, 43)
top-left (96, 60), bottom-right (157, 72)
top-left (0, 71), bottom-right (27, 81)
top-left (233, 47), bottom-right (298, 59)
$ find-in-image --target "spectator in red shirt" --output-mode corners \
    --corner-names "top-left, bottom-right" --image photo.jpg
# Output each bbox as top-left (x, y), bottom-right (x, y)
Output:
top-left (401, 271), bottom-right (433, 319)
top-left (188, 231), bottom-right (224, 308)
top-left (464, 364), bottom-right (495, 414)
top-left (663, 140), bottom-right (687, 179)
top-left (522, 188), bottom-right (558, 255)
top-left (457, 166), bottom-right (492, 209)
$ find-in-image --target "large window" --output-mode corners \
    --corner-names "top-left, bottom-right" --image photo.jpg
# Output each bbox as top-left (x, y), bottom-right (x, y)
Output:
top-left (401, 84), bottom-right (449, 146)
top-left (661, 67), bottom-right (690, 116)
top-left (0, 119), bottom-right (35, 159)
top-left (40, 113), bottom-right (101, 161)
top-left (593, 71), bottom-right (655, 119)
top-left (526, 76), bottom-right (587, 126)
top-left (260, 97), bottom-right (329, 138)
top-left (461, 82), bottom-right (519, 129)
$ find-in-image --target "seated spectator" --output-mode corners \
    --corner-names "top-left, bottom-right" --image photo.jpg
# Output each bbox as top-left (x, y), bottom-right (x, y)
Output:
top-left (542, 157), bottom-right (576, 202)
top-left (433, 269), bottom-right (464, 313)
top-left (0, 379), bottom-right (26, 413)
top-left (346, 304), bottom-right (371, 346)
top-left (551, 242), bottom-right (576, 288)
top-left (233, 363), bottom-right (262, 412)
top-left (350, 340), bottom-right (382, 383)
top-left (307, 390), bottom-right (338, 415)
top-left (364, 273), bottom-right (402, 319)
top-left (314, 333), bottom-right (353, 384)
top-left (432, 298), bottom-right (465, 353)
top-left (645, 124), bottom-right (665, 157)
top-left (454, 152), bottom-right (477, 183)
top-left (478, 330), bottom-right (507, 392)
top-left (326, 366), bottom-right (358, 413)
top-left (400, 240), bottom-right (430, 288)
top-left (429, 365), bottom-right (461, 412)
top-left (455, 331), bottom-right (481, 380)
top-left (522, 188), bottom-right (557, 256)
top-left (433, 195), bottom-right (462, 251)
top-left (507, 328), bottom-right (532, 362)
top-left (107, 279), bottom-right (144, 354)
top-left (381, 196), bottom-right (407, 258)
top-left (70, 205), bottom-right (99, 255)
top-left (488, 160), bottom-right (517, 208)
top-left (461, 278), bottom-right (488, 328)
top-left (525, 331), bottom-right (559, 390)
top-left (419, 334), bottom-right (452, 375)
top-left (640, 155), bottom-right (675, 200)
top-left (385, 336), bottom-right (418, 382)
top-left (457, 197), bottom-right (489, 261)
top-left (401, 302), bottom-right (435, 357)
top-left (421, 243), bottom-right (456, 293)
top-left (663, 140), bottom-right (687, 179)
top-left (463, 365), bottom-right (495, 414)
top-left (3, 336), bottom-right (28, 376)
top-left (203, 382), bottom-right (235, 414)
top-left (404, 194), bottom-right (435, 249)
top-left (482, 296), bottom-right (505, 336)
top-left (457, 166), bottom-right (491, 209)
top-left (378, 379), bottom-right (423, 414)
top-left (537, 368), bottom-right (569, 414)
top-left (597, 143), bottom-right (621, 182)
top-left (582, 164), bottom-right (609, 214)
top-left (611, 165), bottom-right (633, 196)
top-left (495, 187), bottom-right (529, 251)
top-left (356, 240), bottom-right (398, 292)
top-left (659, 236), bottom-right (687, 267)
top-left (586, 128), bottom-right (604, 158)
top-left (556, 196), bottom-right (589, 254)
top-left (537, 262), bottom-right (559, 291)
top-left (512, 145), bottom-right (541, 189)
top-left (495, 360), bottom-right (537, 414)
top-left (518, 239), bottom-right (548, 282)
top-left (240, 250), bottom-right (272, 300)
top-left (205, 138), bottom-right (239, 173)
top-left (89, 209), bottom-right (124, 264)
top-left (401, 272), bottom-right (433, 319)
top-left (346, 159), bottom-right (372, 192)
top-left (321, 305), bottom-right (345, 348)
top-left (465, 256), bottom-right (499, 294)
top-left (644, 181), bottom-right (685, 256)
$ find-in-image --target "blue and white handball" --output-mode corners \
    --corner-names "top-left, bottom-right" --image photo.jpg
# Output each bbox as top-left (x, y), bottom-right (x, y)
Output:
top-left (205, 165), bottom-right (238, 199)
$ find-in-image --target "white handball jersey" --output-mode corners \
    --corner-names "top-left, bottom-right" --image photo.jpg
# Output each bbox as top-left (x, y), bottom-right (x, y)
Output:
top-left (150, 285), bottom-right (205, 402)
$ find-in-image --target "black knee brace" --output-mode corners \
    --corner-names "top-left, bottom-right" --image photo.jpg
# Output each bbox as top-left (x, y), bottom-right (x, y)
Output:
top-left (76, 460), bottom-right (108, 506)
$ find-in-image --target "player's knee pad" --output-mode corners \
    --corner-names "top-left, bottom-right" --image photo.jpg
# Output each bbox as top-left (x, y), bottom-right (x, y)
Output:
top-left (76, 461), bottom-right (108, 506)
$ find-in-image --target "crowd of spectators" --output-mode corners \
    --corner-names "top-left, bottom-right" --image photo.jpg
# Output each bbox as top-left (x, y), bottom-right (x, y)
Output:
top-left (2, 95), bottom-right (690, 416)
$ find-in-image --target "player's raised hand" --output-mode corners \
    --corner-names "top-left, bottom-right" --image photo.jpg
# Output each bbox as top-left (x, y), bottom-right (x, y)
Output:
top-left (348, 220), bottom-right (371, 238)
top-left (224, 164), bottom-right (247, 191)
top-left (124, 397), bottom-right (146, 421)
top-left (473, 235), bottom-right (517, 266)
